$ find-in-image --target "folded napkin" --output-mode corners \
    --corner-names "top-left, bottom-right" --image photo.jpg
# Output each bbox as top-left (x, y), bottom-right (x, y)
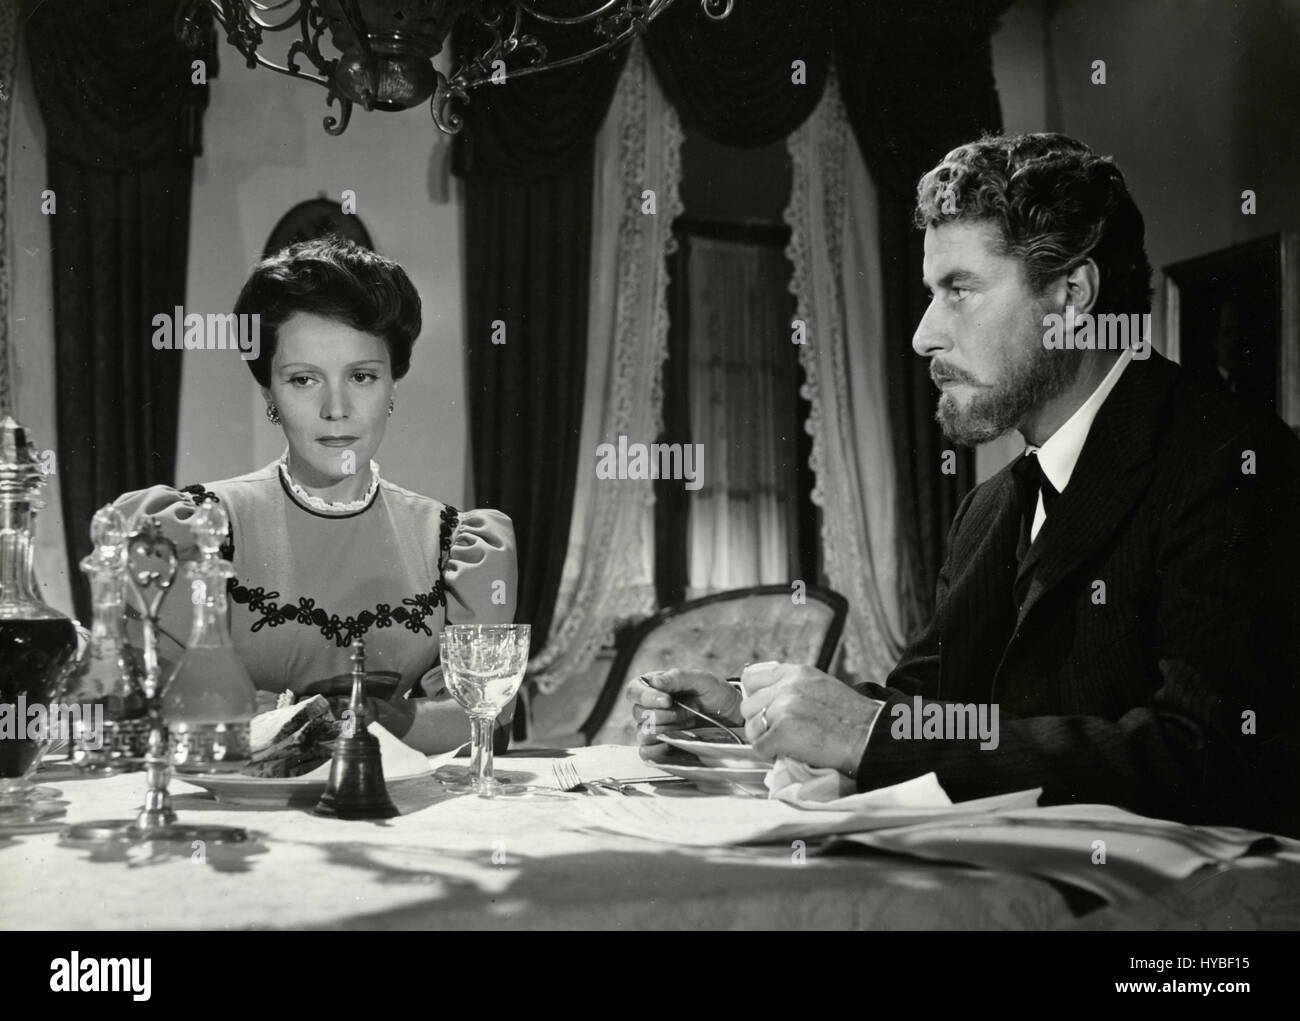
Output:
top-left (741, 665), bottom-right (954, 812)
top-left (301, 723), bottom-right (434, 780)
top-left (767, 756), bottom-right (953, 811)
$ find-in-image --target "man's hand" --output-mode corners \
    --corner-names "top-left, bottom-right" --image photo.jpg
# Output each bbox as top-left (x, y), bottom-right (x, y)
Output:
top-left (739, 662), bottom-right (883, 777)
top-left (625, 669), bottom-right (742, 763)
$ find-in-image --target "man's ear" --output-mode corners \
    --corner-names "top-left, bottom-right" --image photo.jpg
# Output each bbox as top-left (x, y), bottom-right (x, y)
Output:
top-left (1064, 258), bottom-right (1101, 316)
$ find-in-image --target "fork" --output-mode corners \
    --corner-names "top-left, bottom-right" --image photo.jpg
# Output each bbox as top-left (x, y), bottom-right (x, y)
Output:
top-left (669, 696), bottom-right (747, 744)
top-left (553, 760), bottom-right (618, 796)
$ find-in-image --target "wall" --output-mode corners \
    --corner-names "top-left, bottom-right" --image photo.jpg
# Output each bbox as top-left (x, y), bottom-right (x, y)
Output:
top-left (180, 51), bottom-right (467, 505)
top-left (1043, 0), bottom-right (1300, 283)
top-left (983, 0), bottom-right (1300, 480)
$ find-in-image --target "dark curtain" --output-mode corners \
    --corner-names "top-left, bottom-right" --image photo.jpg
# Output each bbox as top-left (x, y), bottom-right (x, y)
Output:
top-left (461, 167), bottom-right (596, 663)
top-left (454, 0), bottom-right (1008, 684)
top-left (453, 8), bottom-right (626, 738)
top-left (26, 0), bottom-right (211, 621)
top-left (834, 0), bottom-right (1010, 639)
top-left (654, 228), bottom-right (695, 610)
top-left (643, 1), bottom-right (830, 147)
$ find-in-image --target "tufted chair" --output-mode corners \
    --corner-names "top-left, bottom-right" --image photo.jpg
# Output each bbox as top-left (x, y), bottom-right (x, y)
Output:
top-left (582, 584), bottom-right (848, 745)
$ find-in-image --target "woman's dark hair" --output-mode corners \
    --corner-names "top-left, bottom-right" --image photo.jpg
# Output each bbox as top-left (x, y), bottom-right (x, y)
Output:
top-left (915, 132), bottom-right (1152, 317)
top-left (234, 236), bottom-right (421, 388)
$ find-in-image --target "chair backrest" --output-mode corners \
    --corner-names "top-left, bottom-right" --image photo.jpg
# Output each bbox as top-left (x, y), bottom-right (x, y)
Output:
top-left (581, 583), bottom-right (848, 745)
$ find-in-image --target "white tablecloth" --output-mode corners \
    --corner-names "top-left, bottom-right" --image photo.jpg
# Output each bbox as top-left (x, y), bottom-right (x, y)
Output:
top-left (2, 746), bottom-right (1297, 930)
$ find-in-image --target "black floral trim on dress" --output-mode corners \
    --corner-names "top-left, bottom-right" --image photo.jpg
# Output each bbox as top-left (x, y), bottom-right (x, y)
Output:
top-left (226, 585), bottom-right (450, 647)
top-left (184, 480), bottom-right (461, 648)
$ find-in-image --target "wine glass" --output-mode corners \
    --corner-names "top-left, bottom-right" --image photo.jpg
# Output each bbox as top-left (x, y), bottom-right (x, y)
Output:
top-left (437, 624), bottom-right (530, 798)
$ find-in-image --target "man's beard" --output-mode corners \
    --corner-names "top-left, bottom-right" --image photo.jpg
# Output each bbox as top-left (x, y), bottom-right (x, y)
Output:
top-left (934, 340), bottom-right (1085, 446)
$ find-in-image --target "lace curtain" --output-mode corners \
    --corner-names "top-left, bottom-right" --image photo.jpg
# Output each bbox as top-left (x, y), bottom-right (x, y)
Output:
top-left (527, 41), bottom-right (682, 694)
top-left (685, 236), bottom-right (801, 596)
top-left (784, 68), bottom-right (907, 684)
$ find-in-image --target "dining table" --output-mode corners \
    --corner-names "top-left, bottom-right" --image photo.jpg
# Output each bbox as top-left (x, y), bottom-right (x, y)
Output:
top-left (2, 744), bottom-right (1298, 931)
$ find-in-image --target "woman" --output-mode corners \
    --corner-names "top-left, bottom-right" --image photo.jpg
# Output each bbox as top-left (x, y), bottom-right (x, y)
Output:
top-left (116, 237), bottom-right (517, 754)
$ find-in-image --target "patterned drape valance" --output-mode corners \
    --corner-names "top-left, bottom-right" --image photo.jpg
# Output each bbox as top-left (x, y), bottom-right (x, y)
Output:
top-left (25, 0), bottom-right (212, 172)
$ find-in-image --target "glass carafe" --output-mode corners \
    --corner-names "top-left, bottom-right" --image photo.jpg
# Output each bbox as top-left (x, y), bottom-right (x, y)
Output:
top-left (62, 505), bottom-right (148, 774)
top-left (0, 416), bottom-right (79, 822)
top-left (164, 500), bottom-right (257, 771)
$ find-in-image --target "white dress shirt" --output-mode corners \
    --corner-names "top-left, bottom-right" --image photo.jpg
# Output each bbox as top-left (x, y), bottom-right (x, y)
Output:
top-left (1024, 348), bottom-right (1133, 540)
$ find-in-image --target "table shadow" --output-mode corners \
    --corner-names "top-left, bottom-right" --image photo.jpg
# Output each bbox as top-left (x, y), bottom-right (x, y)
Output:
top-left (283, 840), bottom-right (1072, 930)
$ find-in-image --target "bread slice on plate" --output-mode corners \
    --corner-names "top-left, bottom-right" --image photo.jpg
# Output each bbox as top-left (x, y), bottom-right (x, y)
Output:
top-left (244, 695), bottom-right (338, 778)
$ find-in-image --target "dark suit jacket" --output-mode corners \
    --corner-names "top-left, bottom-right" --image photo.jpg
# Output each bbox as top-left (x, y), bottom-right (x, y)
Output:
top-left (854, 351), bottom-right (1300, 837)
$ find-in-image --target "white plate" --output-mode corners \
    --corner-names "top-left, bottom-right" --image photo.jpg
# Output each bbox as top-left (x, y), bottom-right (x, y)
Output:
top-left (656, 761), bottom-right (769, 796)
top-left (175, 760), bottom-right (430, 808)
top-left (656, 729), bottom-right (766, 769)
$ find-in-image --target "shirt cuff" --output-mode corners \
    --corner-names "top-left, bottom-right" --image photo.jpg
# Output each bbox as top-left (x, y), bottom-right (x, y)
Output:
top-left (851, 696), bottom-right (888, 785)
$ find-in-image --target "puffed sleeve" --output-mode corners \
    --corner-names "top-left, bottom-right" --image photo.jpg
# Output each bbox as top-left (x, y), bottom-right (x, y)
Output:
top-left (442, 508), bottom-right (517, 626)
top-left (112, 483), bottom-right (225, 563)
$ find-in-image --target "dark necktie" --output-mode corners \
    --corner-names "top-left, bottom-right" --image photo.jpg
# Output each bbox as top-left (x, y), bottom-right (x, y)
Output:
top-left (1011, 451), bottom-right (1059, 563)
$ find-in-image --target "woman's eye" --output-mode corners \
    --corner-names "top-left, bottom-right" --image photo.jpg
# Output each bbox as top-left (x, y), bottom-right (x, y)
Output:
top-left (351, 371), bottom-right (379, 384)
top-left (950, 288), bottom-right (970, 302)
top-left (289, 375), bottom-right (315, 387)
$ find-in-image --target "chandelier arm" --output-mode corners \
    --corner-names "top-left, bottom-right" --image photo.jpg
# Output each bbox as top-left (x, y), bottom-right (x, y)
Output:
top-left (244, 53), bottom-right (332, 87)
top-left (431, 71), bottom-right (467, 135)
top-left (227, 0), bottom-right (311, 32)
top-left (324, 93), bottom-right (354, 136)
top-left (245, 0), bottom-right (302, 13)
top-left (286, 3), bottom-right (333, 76)
top-left (454, 23), bottom-right (648, 89)
top-left (516, 0), bottom-right (638, 26)
top-left (462, 2), bottom-right (526, 70)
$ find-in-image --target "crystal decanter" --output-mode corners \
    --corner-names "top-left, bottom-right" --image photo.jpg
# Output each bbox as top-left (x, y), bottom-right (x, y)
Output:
top-left (0, 416), bottom-right (79, 823)
top-left (63, 505), bottom-right (148, 774)
top-left (164, 500), bottom-right (257, 771)
top-left (63, 504), bottom-right (254, 844)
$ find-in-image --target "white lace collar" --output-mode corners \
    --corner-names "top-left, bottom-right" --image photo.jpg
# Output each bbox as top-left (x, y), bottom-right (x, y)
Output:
top-left (278, 449), bottom-right (380, 516)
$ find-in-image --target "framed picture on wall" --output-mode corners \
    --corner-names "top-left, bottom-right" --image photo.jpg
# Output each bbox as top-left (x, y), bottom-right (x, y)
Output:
top-left (1163, 234), bottom-right (1300, 436)
top-left (263, 196), bottom-right (374, 258)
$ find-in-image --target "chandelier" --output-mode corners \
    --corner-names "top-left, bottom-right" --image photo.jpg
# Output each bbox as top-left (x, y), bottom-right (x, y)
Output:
top-left (178, 1), bottom-right (735, 136)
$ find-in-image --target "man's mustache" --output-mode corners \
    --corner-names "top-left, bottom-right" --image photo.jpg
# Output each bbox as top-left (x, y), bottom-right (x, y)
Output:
top-left (930, 361), bottom-right (978, 387)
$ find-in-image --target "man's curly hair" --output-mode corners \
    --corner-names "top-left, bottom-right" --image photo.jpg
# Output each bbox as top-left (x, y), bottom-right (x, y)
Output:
top-left (915, 133), bottom-right (1152, 317)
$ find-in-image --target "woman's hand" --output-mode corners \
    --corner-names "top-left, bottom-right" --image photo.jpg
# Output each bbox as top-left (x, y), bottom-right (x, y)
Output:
top-left (364, 696), bottom-right (416, 739)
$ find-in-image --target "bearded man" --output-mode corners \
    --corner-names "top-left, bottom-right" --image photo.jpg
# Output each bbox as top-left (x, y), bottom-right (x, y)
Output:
top-left (627, 133), bottom-right (1300, 836)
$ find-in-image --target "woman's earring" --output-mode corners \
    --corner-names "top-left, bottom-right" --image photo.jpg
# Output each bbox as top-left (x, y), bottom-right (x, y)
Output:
top-left (387, 398), bottom-right (395, 418)
top-left (266, 404), bottom-right (281, 425)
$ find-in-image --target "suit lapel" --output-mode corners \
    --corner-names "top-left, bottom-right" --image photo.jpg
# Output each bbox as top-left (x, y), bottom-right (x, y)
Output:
top-left (936, 472), bottom-right (1024, 699)
top-left (1009, 353), bottom-right (1177, 633)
